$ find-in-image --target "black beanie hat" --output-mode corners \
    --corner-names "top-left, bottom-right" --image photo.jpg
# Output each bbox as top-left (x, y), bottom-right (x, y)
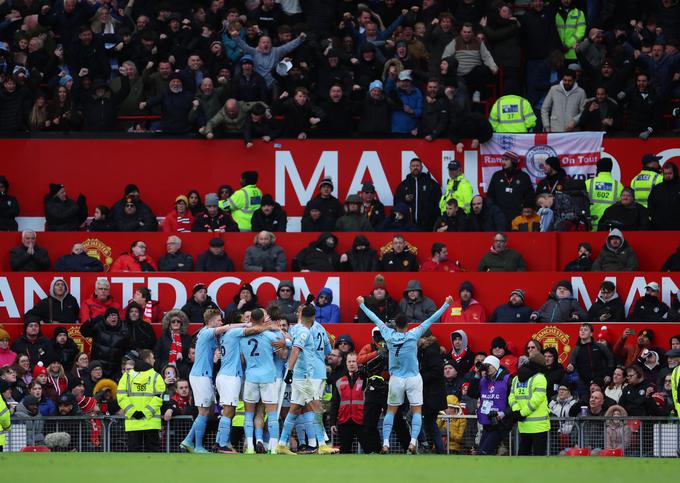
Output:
top-left (124, 184), bottom-right (139, 196)
top-left (544, 156), bottom-right (560, 172)
top-left (49, 183), bottom-right (64, 197)
top-left (596, 157), bottom-right (613, 173)
top-left (104, 307), bottom-right (119, 318)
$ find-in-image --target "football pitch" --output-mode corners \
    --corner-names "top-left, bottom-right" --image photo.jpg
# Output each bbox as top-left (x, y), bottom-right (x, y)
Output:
top-left (2, 453), bottom-right (679, 482)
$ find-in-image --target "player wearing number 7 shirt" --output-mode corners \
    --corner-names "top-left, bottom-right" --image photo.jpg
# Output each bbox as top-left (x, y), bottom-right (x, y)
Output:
top-left (358, 294), bottom-right (452, 454)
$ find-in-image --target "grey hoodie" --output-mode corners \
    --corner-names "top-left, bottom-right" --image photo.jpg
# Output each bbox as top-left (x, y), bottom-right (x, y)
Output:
top-left (14, 401), bottom-right (45, 445)
top-left (270, 280), bottom-right (300, 324)
top-left (591, 228), bottom-right (639, 272)
top-left (399, 280), bottom-right (437, 322)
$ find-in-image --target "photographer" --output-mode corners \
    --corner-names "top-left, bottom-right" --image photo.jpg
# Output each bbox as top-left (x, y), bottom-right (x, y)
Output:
top-left (476, 355), bottom-right (512, 455)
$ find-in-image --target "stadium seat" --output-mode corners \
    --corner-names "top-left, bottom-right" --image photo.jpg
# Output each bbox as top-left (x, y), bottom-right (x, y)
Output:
top-left (20, 445), bottom-right (51, 452)
top-left (565, 447), bottom-right (591, 456)
top-left (598, 448), bottom-right (624, 457)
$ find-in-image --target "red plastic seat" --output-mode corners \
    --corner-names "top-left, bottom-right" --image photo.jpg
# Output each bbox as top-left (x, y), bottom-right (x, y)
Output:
top-left (20, 445), bottom-right (51, 452)
top-left (565, 447), bottom-right (591, 456)
top-left (599, 448), bottom-right (624, 457)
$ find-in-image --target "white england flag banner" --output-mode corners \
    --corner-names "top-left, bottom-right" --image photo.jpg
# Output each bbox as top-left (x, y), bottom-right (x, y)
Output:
top-left (479, 132), bottom-right (604, 192)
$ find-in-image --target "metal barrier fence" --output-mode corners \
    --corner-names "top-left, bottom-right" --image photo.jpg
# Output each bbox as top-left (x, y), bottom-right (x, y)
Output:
top-left (5, 415), bottom-right (679, 456)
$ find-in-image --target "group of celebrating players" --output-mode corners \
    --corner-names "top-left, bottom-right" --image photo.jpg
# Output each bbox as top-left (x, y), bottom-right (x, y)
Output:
top-left (178, 293), bottom-right (453, 455)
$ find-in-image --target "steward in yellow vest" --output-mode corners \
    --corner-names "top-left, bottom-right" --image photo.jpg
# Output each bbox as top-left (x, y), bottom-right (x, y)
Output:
top-left (508, 352), bottom-right (549, 455)
top-left (630, 154), bottom-right (663, 208)
top-left (585, 157), bottom-right (623, 231)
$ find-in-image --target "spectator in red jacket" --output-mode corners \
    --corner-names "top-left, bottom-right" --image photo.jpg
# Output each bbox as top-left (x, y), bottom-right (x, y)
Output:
top-left (441, 281), bottom-right (487, 323)
top-left (110, 240), bottom-right (158, 272)
top-left (419, 242), bottom-right (463, 272)
top-left (162, 195), bottom-right (195, 233)
top-left (79, 278), bottom-right (122, 322)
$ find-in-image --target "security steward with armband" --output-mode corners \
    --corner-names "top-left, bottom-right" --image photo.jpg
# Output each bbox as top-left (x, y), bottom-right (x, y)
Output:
top-left (630, 154), bottom-right (663, 208)
top-left (585, 157), bottom-right (622, 231)
top-left (356, 327), bottom-right (410, 453)
top-left (508, 351), bottom-right (549, 455)
top-left (117, 349), bottom-right (166, 452)
top-left (489, 95), bottom-right (537, 133)
top-left (222, 171), bottom-right (262, 231)
top-left (0, 382), bottom-right (10, 452)
top-left (439, 160), bottom-right (474, 214)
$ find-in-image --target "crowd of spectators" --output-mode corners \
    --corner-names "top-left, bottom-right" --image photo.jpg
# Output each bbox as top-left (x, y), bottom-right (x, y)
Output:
top-left (0, 0), bottom-right (678, 137)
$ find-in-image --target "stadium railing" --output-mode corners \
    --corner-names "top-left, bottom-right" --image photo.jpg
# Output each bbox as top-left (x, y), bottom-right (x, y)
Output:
top-left (6, 415), bottom-right (678, 456)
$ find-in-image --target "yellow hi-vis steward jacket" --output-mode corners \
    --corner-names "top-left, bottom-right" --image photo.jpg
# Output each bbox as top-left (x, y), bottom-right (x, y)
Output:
top-left (0, 394), bottom-right (10, 447)
top-left (585, 172), bottom-right (622, 231)
top-left (508, 373), bottom-right (550, 433)
top-left (223, 184), bottom-right (262, 231)
top-left (117, 367), bottom-right (165, 431)
top-left (630, 169), bottom-right (662, 208)
top-left (672, 365), bottom-right (680, 419)
top-left (556, 8), bottom-right (586, 60)
top-left (489, 95), bottom-right (537, 133)
top-left (439, 174), bottom-right (474, 214)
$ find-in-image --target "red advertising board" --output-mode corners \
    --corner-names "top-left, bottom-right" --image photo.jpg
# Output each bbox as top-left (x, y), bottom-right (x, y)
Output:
top-left (1, 272), bottom-right (677, 323)
top-left (4, 137), bottom-right (680, 217)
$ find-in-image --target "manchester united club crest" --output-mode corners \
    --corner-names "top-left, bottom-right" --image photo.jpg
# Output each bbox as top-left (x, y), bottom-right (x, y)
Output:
top-left (533, 325), bottom-right (571, 364)
top-left (68, 326), bottom-right (91, 353)
top-left (81, 238), bottom-right (114, 271)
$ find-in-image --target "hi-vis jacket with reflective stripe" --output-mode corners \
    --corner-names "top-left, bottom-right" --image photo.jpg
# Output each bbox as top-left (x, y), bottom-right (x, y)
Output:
top-left (585, 172), bottom-right (622, 231)
top-left (489, 95), bottom-right (537, 133)
top-left (117, 368), bottom-right (166, 431)
top-left (0, 394), bottom-right (10, 447)
top-left (223, 184), bottom-right (263, 231)
top-left (630, 169), bottom-right (662, 208)
top-left (508, 373), bottom-right (550, 433)
top-left (555, 8), bottom-right (586, 60)
top-left (672, 365), bottom-right (680, 421)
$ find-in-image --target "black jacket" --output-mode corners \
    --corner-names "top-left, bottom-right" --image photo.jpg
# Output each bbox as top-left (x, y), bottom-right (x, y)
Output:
top-left (486, 167), bottom-right (535, 222)
top-left (598, 202), bottom-right (650, 231)
top-left (355, 294), bottom-right (401, 323)
top-left (519, 6), bottom-right (561, 60)
top-left (418, 96), bottom-right (448, 139)
top-left (304, 195), bottom-right (343, 225)
top-left (489, 303), bottom-right (533, 322)
top-left (648, 168), bottom-right (680, 231)
top-left (466, 200), bottom-right (508, 232)
top-left (0, 86), bottom-right (32, 132)
top-left (356, 93), bottom-right (393, 134)
top-left (181, 296), bottom-right (220, 324)
top-left (588, 294), bottom-right (627, 322)
top-left (419, 335), bottom-right (447, 414)
top-left (27, 294), bottom-right (80, 324)
top-left (196, 250), bottom-right (235, 272)
top-left (51, 337), bottom-right (80, 372)
top-left (44, 195), bottom-right (86, 231)
top-left (319, 98), bottom-right (354, 136)
top-left (341, 236), bottom-right (380, 272)
top-left (79, 78), bottom-right (130, 132)
top-left (191, 211), bottom-right (239, 232)
top-left (661, 246), bottom-right (680, 271)
top-left (126, 320), bottom-right (157, 352)
top-left (154, 330), bottom-right (193, 373)
top-left (54, 252), bottom-right (104, 272)
top-left (110, 197), bottom-right (158, 231)
top-left (158, 252), bottom-right (194, 271)
top-left (0, 191), bottom-right (20, 231)
top-left (251, 203), bottom-right (288, 232)
top-left (10, 245), bottom-right (51, 271)
top-left (380, 248), bottom-right (419, 272)
top-left (11, 333), bottom-right (54, 366)
top-left (433, 212), bottom-right (468, 232)
top-left (295, 233), bottom-right (340, 272)
top-left (394, 172), bottom-right (441, 231)
top-left (564, 256), bottom-right (593, 271)
top-left (79, 316), bottom-right (131, 377)
top-left (569, 340), bottom-right (613, 385)
top-left (629, 294), bottom-right (670, 322)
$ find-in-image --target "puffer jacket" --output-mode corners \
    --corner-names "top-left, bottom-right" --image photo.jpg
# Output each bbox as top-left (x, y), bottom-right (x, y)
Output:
top-left (533, 284), bottom-right (587, 322)
top-left (540, 81), bottom-right (587, 132)
top-left (591, 228), bottom-right (639, 272)
top-left (54, 252), bottom-right (104, 272)
top-left (398, 280), bottom-right (437, 322)
top-left (243, 242), bottom-right (287, 272)
top-left (315, 287), bottom-right (340, 324)
top-left (44, 195), bottom-right (85, 231)
top-left (269, 280), bottom-right (300, 324)
top-left (295, 232), bottom-right (340, 272)
top-left (79, 316), bottom-right (131, 377)
top-left (26, 278), bottom-right (80, 324)
top-left (180, 295), bottom-right (220, 324)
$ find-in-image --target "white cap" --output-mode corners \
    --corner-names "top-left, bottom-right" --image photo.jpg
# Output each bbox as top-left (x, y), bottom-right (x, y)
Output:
top-left (483, 355), bottom-right (500, 372)
top-left (398, 70), bottom-right (412, 81)
top-left (645, 282), bottom-right (660, 291)
top-left (276, 60), bottom-right (293, 77)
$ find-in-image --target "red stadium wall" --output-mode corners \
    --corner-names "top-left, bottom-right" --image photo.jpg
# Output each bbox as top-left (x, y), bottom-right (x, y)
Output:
top-left (4, 137), bottom-right (680, 217)
top-left (0, 272), bottom-right (677, 322)
top-left (0, 231), bottom-right (676, 272)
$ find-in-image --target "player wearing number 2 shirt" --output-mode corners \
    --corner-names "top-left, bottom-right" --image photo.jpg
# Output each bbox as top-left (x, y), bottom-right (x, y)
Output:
top-left (358, 294), bottom-right (452, 454)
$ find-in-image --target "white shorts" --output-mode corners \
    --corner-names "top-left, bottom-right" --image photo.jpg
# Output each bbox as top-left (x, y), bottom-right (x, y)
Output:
top-left (291, 378), bottom-right (316, 406)
top-left (243, 380), bottom-right (280, 404)
top-left (310, 379), bottom-right (326, 400)
top-left (189, 375), bottom-right (215, 408)
top-left (215, 375), bottom-right (242, 407)
top-left (387, 374), bottom-right (423, 406)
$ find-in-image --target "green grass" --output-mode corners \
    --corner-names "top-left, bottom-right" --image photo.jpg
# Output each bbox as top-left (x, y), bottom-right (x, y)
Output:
top-left (1, 453), bottom-right (678, 482)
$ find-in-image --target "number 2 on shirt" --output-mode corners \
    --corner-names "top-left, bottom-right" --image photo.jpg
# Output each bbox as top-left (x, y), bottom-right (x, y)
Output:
top-left (248, 338), bottom-right (260, 357)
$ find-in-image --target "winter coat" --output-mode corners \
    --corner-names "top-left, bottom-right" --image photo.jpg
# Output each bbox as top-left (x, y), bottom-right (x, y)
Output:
top-left (441, 299), bottom-right (486, 323)
top-left (180, 295), bottom-right (220, 324)
top-left (489, 303), bottom-right (533, 322)
top-left (14, 402), bottom-right (45, 445)
top-left (157, 251), bottom-right (194, 272)
top-left (629, 295), bottom-right (670, 322)
top-left (399, 280), bottom-right (437, 323)
top-left (315, 287), bottom-right (340, 324)
top-left (110, 197), bottom-right (157, 231)
top-left (541, 81), bottom-right (587, 132)
top-left (486, 167), bottom-right (535, 222)
top-left (51, 338), bottom-right (80, 371)
top-left (44, 195), bottom-right (86, 232)
top-left (355, 294), bottom-right (400, 324)
top-left (79, 316), bottom-right (131, 378)
top-left (356, 93), bottom-right (393, 134)
top-left (295, 233), bottom-right (340, 272)
top-left (604, 405), bottom-right (632, 449)
top-left (661, 245), bottom-right (680, 271)
top-left (478, 248), bottom-right (527, 272)
top-left (26, 279), bottom-right (80, 324)
top-left (303, 195), bottom-right (343, 225)
top-left (564, 256), bottom-right (593, 272)
top-left (549, 396), bottom-right (578, 434)
top-left (482, 14), bottom-right (521, 69)
top-left (448, 330), bottom-right (475, 374)
top-left (0, 189), bottom-right (19, 231)
top-left (335, 212), bottom-right (374, 232)
top-left (251, 203), bottom-right (288, 232)
top-left (648, 167), bottom-right (680, 231)
top-left (79, 294), bottom-right (122, 323)
top-left (394, 172), bottom-right (442, 231)
top-left (162, 209), bottom-right (195, 233)
top-left (191, 212), bottom-right (239, 232)
top-left (269, 280), bottom-right (300, 324)
top-left (466, 200), bottom-right (508, 232)
top-left (626, 88), bottom-right (662, 134)
top-left (433, 212), bottom-right (468, 232)
top-left (519, 7), bottom-right (561, 60)
top-left (386, 84), bottom-right (423, 134)
top-left (533, 293), bottom-right (587, 322)
top-left (79, 79), bottom-right (130, 131)
top-left (340, 236), bottom-right (380, 272)
top-left (10, 244), bottom-right (51, 271)
top-left (0, 86), bottom-right (31, 131)
top-left (380, 247), bottom-right (419, 272)
top-left (591, 229), bottom-right (639, 272)
top-left (588, 293), bottom-right (627, 322)
top-left (598, 202), bottom-right (650, 231)
top-left (619, 381), bottom-right (657, 416)
top-left (244, 243), bottom-right (287, 272)
top-left (569, 340), bottom-right (613, 384)
top-left (419, 335), bottom-right (447, 414)
top-left (196, 250), bottom-right (234, 272)
top-left (110, 253), bottom-right (158, 272)
top-left (54, 252), bottom-right (104, 272)
top-left (418, 95), bottom-right (448, 138)
top-left (147, 89), bottom-right (196, 133)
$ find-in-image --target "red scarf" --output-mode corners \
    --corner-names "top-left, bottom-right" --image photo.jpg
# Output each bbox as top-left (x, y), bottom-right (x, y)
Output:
top-left (89, 418), bottom-right (102, 446)
top-left (171, 392), bottom-right (192, 410)
top-left (169, 332), bottom-right (182, 365)
top-left (143, 301), bottom-right (153, 322)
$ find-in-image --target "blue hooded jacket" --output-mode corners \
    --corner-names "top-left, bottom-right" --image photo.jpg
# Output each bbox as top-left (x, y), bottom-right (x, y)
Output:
top-left (315, 287), bottom-right (340, 324)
